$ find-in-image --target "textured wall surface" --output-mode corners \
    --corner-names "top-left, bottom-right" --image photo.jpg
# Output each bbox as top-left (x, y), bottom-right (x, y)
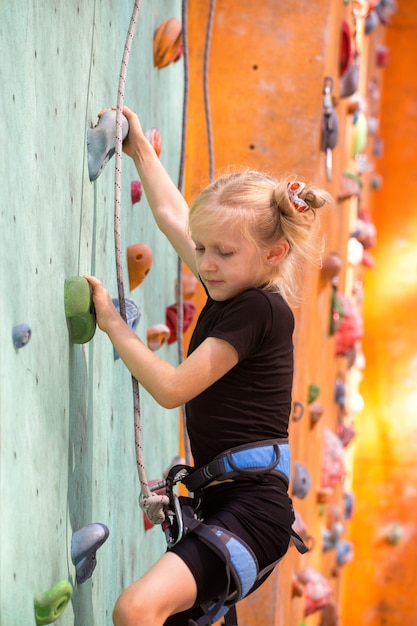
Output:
top-left (1, 2), bottom-right (184, 624)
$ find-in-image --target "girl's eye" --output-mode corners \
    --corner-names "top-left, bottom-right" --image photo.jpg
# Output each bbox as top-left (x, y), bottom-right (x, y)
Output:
top-left (194, 247), bottom-right (204, 253)
top-left (220, 251), bottom-right (233, 257)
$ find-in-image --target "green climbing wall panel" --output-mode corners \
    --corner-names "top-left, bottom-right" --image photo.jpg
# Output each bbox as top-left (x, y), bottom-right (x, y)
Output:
top-left (0, 2), bottom-right (183, 624)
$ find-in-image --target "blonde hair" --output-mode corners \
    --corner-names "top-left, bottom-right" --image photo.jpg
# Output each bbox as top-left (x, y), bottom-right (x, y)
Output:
top-left (188, 169), bottom-right (333, 304)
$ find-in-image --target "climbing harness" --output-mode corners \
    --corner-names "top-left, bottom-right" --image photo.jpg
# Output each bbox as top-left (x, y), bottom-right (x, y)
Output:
top-left (142, 439), bottom-right (308, 626)
top-left (182, 438), bottom-right (291, 493)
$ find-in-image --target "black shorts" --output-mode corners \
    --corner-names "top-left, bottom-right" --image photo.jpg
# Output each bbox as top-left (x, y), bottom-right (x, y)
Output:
top-left (164, 477), bottom-right (294, 626)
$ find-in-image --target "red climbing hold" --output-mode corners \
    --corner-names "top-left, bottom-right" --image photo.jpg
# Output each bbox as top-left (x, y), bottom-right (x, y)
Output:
top-left (131, 180), bottom-right (142, 204)
top-left (165, 301), bottom-right (196, 343)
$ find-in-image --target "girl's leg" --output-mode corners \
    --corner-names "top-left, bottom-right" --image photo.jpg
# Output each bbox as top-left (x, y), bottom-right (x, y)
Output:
top-left (112, 551), bottom-right (197, 626)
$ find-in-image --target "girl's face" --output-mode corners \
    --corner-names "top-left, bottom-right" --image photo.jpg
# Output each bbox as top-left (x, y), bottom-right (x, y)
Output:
top-left (191, 221), bottom-right (267, 301)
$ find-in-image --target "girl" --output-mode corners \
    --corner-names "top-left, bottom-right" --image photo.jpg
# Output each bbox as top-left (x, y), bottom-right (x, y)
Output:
top-left (85, 106), bottom-right (332, 626)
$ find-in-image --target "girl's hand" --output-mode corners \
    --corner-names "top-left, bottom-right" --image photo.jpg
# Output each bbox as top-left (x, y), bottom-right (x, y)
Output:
top-left (121, 106), bottom-right (148, 159)
top-left (84, 275), bottom-right (120, 333)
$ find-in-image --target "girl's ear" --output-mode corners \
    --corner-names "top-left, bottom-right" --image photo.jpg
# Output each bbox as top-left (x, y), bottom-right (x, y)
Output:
top-left (266, 240), bottom-right (290, 266)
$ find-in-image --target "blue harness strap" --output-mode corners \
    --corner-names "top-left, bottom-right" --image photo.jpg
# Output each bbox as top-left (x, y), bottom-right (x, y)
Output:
top-left (183, 516), bottom-right (259, 626)
top-left (182, 438), bottom-right (290, 493)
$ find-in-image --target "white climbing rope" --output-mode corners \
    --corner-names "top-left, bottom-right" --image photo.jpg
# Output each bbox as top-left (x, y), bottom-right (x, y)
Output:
top-left (203, 0), bottom-right (216, 182)
top-left (177, 0), bottom-right (192, 467)
top-left (113, 0), bottom-right (169, 525)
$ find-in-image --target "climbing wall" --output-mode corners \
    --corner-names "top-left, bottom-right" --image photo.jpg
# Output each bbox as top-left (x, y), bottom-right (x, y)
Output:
top-left (183, 2), bottom-right (344, 625)
top-left (183, 1), bottom-right (398, 625)
top-left (0, 2), bottom-right (184, 625)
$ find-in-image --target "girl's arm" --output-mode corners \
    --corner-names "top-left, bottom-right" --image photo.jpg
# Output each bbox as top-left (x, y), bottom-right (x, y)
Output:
top-left (85, 276), bottom-right (238, 408)
top-left (122, 106), bottom-right (198, 276)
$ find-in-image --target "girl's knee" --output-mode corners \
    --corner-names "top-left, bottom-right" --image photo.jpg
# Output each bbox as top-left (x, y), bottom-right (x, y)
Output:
top-left (112, 588), bottom-right (149, 626)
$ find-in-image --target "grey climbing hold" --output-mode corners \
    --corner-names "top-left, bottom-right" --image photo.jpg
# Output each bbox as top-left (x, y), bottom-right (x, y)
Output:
top-left (87, 109), bottom-right (129, 181)
top-left (292, 461), bottom-right (311, 499)
top-left (71, 522), bottom-right (109, 584)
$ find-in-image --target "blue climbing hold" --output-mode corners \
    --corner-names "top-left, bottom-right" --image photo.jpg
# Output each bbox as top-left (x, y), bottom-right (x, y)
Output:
top-left (12, 323), bottom-right (32, 349)
top-left (87, 109), bottom-right (129, 181)
top-left (112, 297), bottom-right (141, 360)
top-left (71, 522), bottom-right (109, 584)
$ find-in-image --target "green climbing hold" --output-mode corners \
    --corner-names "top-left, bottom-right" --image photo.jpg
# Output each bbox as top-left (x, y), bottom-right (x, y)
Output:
top-left (64, 276), bottom-right (96, 344)
top-left (34, 579), bottom-right (73, 625)
top-left (308, 383), bottom-right (320, 404)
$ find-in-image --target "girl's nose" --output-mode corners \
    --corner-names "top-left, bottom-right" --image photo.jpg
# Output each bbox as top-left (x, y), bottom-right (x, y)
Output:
top-left (198, 251), bottom-right (217, 271)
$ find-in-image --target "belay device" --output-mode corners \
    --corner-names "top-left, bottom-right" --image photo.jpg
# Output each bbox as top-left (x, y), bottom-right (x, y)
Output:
top-left (143, 439), bottom-right (308, 626)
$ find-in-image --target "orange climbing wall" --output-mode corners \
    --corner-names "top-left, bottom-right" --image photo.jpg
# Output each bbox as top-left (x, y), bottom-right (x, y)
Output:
top-left (341, 1), bottom-right (417, 624)
top-left (184, 1), bottom-right (417, 624)
top-left (184, 2), bottom-right (351, 625)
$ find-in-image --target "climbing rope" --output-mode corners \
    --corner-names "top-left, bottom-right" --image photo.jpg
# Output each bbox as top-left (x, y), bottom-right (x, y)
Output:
top-left (113, 0), bottom-right (168, 524)
top-left (177, 0), bottom-right (192, 467)
top-left (203, 0), bottom-right (216, 182)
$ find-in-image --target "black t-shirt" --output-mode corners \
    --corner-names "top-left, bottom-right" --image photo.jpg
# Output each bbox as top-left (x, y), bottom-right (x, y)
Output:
top-left (185, 288), bottom-right (294, 468)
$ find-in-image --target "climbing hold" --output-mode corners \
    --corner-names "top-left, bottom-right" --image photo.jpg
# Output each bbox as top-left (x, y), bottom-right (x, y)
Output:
top-left (71, 522), bottom-right (109, 584)
top-left (344, 491), bottom-right (355, 520)
top-left (144, 128), bottom-right (162, 158)
top-left (64, 276), bottom-right (96, 344)
top-left (321, 252), bottom-right (342, 282)
top-left (365, 10), bottom-right (379, 34)
top-left (296, 568), bottom-right (333, 616)
top-left (337, 423), bottom-right (356, 447)
top-left (370, 173), bottom-right (383, 190)
top-left (12, 323), bottom-right (32, 349)
top-left (321, 429), bottom-right (345, 491)
top-left (291, 401), bottom-right (305, 422)
top-left (292, 461), bottom-right (311, 499)
top-left (147, 323), bottom-right (171, 351)
top-left (376, 44), bottom-right (390, 68)
top-left (339, 20), bottom-right (352, 77)
top-left (34, 579), bottom-right (73, 625)
top-left (336, 539), bottom-right (354, 566)
top-left (112, 298), bottom-right (141, 360)
top-left (166, 301), bottom-right (196, 343)
top-left (87, 109), bottom-right (129, 182)
top-left (309, 402), bottom-right (324, 427)
top-left (334, 295), bottom-right (363, 356)
top-left (351, 111), bottom-right (368, 157)
top-left (329, 288), bottom-right (344, 336)
top-left (127, 243), bottom-right (153, 291)
top-left (385, 521), bottom-right (403, 545)
top-left (153, 17), bottom-right (183, 69)
top-left (307, 383), bottom-right (320, 404)
top-left (340, 60), bottom-right (359, 99)
top-left (334, 378), bottom-right (346, 406)
top-left (322, 505), bottom-right (344, 552)
top-left (131, 180), bottom-right (143, 204)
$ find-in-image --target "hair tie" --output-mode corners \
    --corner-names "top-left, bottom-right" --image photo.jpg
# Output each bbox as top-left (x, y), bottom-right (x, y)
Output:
top-left (287, 181), bottom-right (309, 213)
